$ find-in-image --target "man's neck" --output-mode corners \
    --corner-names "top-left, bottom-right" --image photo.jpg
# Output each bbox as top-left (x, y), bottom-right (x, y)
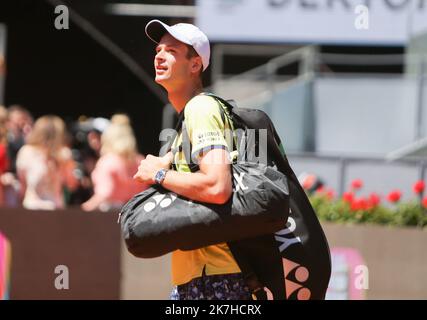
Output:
top-left (168, 83), bottom-right (203, 113)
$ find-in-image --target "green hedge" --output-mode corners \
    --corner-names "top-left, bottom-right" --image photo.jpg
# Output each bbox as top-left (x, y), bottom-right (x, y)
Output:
top-left (310, 195), bottom-right (427, 228)
top-left (306, 180), bottom-right (427, 228)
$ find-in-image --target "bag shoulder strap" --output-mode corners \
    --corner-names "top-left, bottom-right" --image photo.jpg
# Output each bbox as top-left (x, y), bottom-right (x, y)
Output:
top-left (201, 92), bottom-right (237, 110)
top-left (178, 93), bottom-right (237, 173)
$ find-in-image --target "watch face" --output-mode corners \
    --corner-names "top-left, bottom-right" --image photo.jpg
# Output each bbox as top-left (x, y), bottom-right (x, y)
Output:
top-left (155, 169), bottom-right (165, 183)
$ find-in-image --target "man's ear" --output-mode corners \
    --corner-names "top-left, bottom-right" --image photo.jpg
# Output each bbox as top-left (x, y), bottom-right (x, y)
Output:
top-left (190, 56), bottom-right (203, 75)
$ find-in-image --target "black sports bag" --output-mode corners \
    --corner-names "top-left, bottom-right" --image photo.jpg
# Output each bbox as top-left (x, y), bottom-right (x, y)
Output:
top-left (202, 94), bottom-right (331, 300)
top-left (120, 162), bottom-right (289, 258)
top-left (119, 103), bottom-right (290, 258)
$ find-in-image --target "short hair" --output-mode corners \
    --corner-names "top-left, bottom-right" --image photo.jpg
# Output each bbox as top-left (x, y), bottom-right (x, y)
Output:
top-left (8, 104), bottom-right (31, 116)
top-left (8, 104), bottom-right (33, 122)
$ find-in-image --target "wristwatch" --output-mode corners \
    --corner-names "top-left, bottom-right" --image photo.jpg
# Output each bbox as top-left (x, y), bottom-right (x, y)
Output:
top-left (154, 168), bottom-right (168, 185)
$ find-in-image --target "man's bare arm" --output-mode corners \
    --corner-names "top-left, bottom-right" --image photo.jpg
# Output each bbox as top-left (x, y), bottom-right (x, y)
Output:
top-left (133, 149), bottom-right (232, 205)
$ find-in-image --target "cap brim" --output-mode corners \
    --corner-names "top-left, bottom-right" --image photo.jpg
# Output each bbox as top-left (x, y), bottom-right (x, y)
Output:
top-left (145, 20), bottom-right (191, 46)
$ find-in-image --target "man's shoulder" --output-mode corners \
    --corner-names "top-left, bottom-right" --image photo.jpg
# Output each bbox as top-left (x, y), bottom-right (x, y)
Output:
top-left (184, 94), bottom-right (221, 118)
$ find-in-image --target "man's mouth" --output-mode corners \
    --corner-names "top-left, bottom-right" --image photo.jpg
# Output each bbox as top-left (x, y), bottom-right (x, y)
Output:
top-left (156, 66), bottom-right (168, 72)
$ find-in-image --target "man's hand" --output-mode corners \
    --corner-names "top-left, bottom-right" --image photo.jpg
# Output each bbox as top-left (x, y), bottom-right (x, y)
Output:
top-left (157, 148), bottom-right (232, 204)
top-left (133, 152), bottom-right (173, 185)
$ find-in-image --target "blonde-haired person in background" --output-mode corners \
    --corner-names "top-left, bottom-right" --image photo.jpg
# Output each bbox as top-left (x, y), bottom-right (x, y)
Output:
top-left (81, 114), bottom-right (147, 212)
top-left (16, 115), bottom-right (78, 210)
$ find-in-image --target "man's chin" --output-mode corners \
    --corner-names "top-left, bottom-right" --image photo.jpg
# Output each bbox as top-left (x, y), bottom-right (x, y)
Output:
top-left (155, 77), bottom-right (166, 85)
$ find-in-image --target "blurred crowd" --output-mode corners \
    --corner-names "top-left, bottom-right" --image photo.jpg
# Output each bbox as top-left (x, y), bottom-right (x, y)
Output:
top-left (0, 104), bottom-right (147, 212)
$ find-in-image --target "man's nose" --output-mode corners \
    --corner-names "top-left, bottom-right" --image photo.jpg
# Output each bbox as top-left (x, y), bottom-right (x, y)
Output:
top-left (155, 50), bottom-right (165, 61)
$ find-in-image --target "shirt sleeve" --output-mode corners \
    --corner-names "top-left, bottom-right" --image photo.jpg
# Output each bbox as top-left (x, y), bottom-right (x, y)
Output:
top-left (184, 95), bottom-right (229, 162)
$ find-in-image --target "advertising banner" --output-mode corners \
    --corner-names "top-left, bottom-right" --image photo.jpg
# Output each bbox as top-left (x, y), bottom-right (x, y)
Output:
top-left (196, 0), bottom-right (427, 45)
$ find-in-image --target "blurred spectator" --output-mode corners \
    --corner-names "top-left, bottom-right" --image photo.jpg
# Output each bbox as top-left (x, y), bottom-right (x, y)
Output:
top-left (6, 105), bottom-right (33, 174)
top-left (0, 105), bottom-right (32, 207)
top-left (81, 114), bottom-right (147, 212)
top-left (0, 106), bottom-right (9, 206)
top-left (67, 116), bottom-right (110, 205)
top-left (75, 117), bottom-right (109, 173)
top-left (16, 115), bottom-right (78, 210)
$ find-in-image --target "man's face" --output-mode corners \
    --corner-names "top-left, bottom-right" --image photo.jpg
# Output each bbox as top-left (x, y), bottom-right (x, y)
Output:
top-left (8, 111), bottom-right (26, 131)
top-left (154, 33), bottom-right (194, 89)
top-left (8, 110), bottom-right (33, 136)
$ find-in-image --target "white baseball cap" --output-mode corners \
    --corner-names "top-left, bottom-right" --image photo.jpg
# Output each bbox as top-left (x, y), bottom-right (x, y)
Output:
top-left (145, 19), bottom-right (210, 72)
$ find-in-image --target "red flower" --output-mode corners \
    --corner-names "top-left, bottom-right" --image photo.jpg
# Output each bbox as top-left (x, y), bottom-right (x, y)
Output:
top-left (351, 179), bottom-right (363, 190)
top-left (387, 190), bottom-right (402, 203)
top-left (368, 193), bottom-right (381, 207)
top-left (342, 192), bottom-right (355, 203)
top-left (413, 181), bottom-right (425, 195)
top-left (422, 197), bottom-right (427, 209)
top-left (326, 189), bottom-right (335, 200)
top-left (350, 201), bottom-right (360, 211)
top-left (350, 198), bottom-right (368, 211)
top-left (359, 198), bottom-right (369, 211)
